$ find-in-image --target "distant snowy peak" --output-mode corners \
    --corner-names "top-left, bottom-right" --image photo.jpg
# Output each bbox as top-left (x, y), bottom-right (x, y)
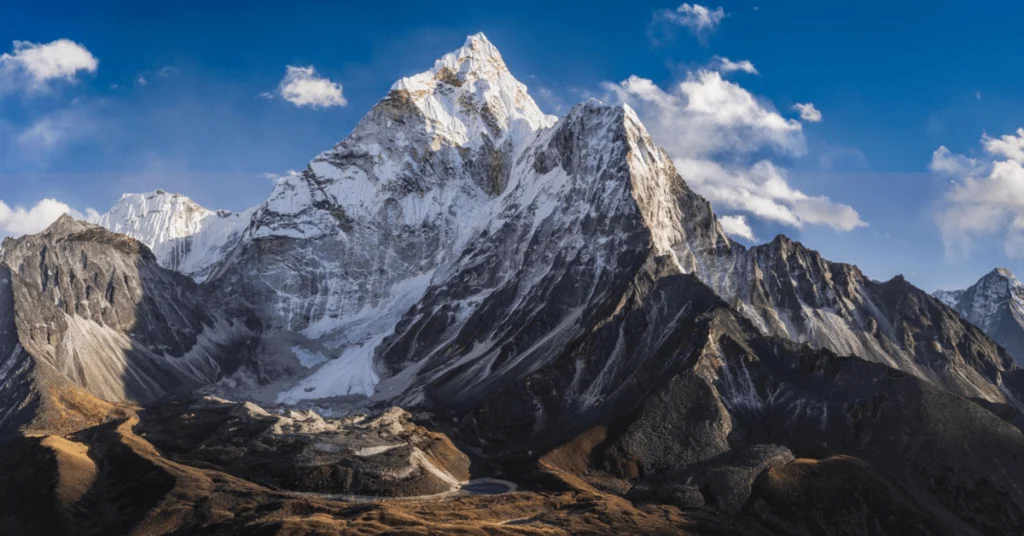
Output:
top-left (99, 190), bottom-right (253, 282)
top-left (938, 268), bottom-right (1024, 328)
top-left (935, 267), bottom-right (1024, 365)
top-left (933, 289), bottom-right (964, 308)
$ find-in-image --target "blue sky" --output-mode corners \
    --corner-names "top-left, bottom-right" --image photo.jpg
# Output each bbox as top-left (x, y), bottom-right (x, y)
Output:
top-left (3, 0), bottom-right (1024, 291)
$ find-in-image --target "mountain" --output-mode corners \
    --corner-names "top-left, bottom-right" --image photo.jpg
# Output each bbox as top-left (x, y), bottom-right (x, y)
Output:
top-left (4, 33), bottom-right (1024, 534)
top-left (206, 32), bottom-right (558, 403)
top-left (0, 216), bottom-right (253, 437)
top-left (198, 33), bottom-right (1019, 414)
top-left (98, 190), bottom-right (254, 283)
top-left (934, 267), bottom-right (1024, 366)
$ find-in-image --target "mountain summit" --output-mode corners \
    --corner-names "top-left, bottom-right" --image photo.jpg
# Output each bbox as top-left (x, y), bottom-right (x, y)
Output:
top-left (390, 32), bottom-right (556, 149)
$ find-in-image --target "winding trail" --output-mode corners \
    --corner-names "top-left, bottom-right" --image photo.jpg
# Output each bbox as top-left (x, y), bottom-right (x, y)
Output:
top-left (296, 478), bottom-right (518, 504)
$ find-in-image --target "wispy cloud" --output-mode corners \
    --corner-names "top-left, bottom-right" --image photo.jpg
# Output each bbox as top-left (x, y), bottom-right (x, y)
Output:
top-left (13, 101), bottom-right (102, 164)
top-left (708, 56), bottom-right (758, 75)
top-left (652, 4), bottom-right (727, 44)
top-left (793, 102), bottom-right (823, 123)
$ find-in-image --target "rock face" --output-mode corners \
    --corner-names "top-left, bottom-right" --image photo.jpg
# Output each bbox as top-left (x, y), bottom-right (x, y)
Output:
top-left (934, 268), bottom-right (1024, 366)
top-left (136, 397), bottom-right (471, 498)
top-left (692, 240), bottom-right (1021, 404)
top-left (97, 190), bottom-right (254, 283)
top-left (0, 216), bottom-right (253, 436)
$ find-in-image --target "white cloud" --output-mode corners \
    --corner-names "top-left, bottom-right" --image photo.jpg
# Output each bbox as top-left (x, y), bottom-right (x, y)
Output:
top-left (604, 72), bottom-right (804, 158)
top-left (277, 66), bottom-right (347, 108)
top-left (719, 215), bottom-right (756, 241)
top-left (264, 170), bottom-right (300, 184)
top-left (0, 198), bottom-right (99, 238)
top-left (136, 75), bottom-right (148, 86)
top-left (0, 39), bottom-right (98, 92)
top-left (157, 66), bottom-right (177, 78)
top-left (708, 56), bottom-right (758, 75)
top-left (932, 128), bottom-right (1024, 258)
top-left (793, 102), bottom-right (823, 123)
top-left (603, 71), bottom-right (865, 232)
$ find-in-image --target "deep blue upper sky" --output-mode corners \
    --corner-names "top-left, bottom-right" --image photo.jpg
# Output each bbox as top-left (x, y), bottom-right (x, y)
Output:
top-left (3, 0), bottom-right (1024, 291)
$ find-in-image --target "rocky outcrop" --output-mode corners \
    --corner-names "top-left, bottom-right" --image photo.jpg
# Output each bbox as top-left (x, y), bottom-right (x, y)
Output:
top-left (135, 397), bottom-right (471, 497)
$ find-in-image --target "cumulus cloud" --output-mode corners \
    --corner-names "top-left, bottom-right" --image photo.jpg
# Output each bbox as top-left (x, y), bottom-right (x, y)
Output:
top-left (605, 72), bottom-right (804, 157)
top-left (793, 102), bottom-right (823, 123)
top-left (0, 198), bottom-right (99, 238)
top-left (719, 215), bottom-right (756, 241)
top-left (653, 4), bottom-right (727, 44)
top-left (0, 39), bottom-right (98, 92)
top-left (932, 128), bottom-right (1024, 258)
top-left (277, 66), bottom-right (347, 108)
top-left (603, 71), bottom-right (865, 233)
top-left (708, 56), bottom-right (758, 75)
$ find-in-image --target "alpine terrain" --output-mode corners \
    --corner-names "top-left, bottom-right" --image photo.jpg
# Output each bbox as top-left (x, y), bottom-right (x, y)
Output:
top-left (2, 34), bottom-right (1024, 535)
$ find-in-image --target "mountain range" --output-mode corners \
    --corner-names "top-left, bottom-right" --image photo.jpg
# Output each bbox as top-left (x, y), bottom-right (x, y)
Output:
top-left (2, 33), bottom-right (1024, 535)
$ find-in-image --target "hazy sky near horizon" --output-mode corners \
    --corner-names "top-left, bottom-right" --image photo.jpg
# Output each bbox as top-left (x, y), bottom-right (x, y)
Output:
top-left (3, 0), bottom-right (1024, 291)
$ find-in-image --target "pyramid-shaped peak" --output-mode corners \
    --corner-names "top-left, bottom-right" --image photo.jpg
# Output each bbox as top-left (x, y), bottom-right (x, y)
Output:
top-left (385, 33), bottom-right (556, 148)
top-left (427, 32), bottom-right (507, 85)
top-left (458, 32), bottom-right (504, 63)
top-left (391, 33), bottom-right (516, 93)
top-left (978, 267), bottom-right (1022, 288)
top-left (991, 267), bottom-right (1016, 279)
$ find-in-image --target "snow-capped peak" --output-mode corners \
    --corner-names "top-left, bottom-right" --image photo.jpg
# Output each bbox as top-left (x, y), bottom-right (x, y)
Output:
top-left (103, 190), bottom-right (213, 236)
top-left (933, 288), bottom-right (964, 307)
top-left (252, 33), bottom-right (559, 243)
top-left (98, 190), bottom-right (254, 282)
top-left (389, 32), bottom-right (556, 149)
top-left (392, 33), bottom-right (508, 92)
